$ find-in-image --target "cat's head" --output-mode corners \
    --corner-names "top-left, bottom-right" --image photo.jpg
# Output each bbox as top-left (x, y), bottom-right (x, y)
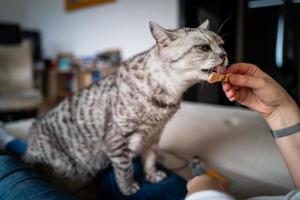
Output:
top-left (150, 20), bottom-right (228, 82)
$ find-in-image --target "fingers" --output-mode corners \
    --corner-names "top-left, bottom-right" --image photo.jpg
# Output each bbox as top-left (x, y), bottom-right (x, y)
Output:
top-left (226, 63), bottom-right (258, 75)
top-left (222, 82), bottom-right (231, 92)
top-left (227, 91), bottom-right (238, 102)
top-left (222, 82), bottom-right (239, 101)
top-left (228, 74), bottom-right (264, 90)
top-left (223, 63), bottom-right (270, 103)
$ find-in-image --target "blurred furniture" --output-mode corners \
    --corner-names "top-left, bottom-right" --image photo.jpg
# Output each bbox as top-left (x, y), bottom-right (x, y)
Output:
top-left (5, 102), bottom-right (294, 199)
top-left (159, 102), bottom-right (293, 199)
top-left (47, 68), bottom-right (101, 104)
top-left (244, 1), bottom-right (300, 106)
top-left (0, 24), bottom-right (42, 122)
top-left (46, 50), bottom-right (119, 107)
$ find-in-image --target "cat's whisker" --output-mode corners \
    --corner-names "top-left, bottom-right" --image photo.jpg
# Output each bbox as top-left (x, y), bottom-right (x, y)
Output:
top-left (217, 17), bottom-right (231, 34)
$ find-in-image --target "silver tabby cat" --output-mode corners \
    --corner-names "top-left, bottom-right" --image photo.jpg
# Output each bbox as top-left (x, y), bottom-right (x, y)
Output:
top-left (24, 20), bottom-right (228, 196)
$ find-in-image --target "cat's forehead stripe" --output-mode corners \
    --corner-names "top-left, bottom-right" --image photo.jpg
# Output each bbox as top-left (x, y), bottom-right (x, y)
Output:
top-left (201, 34), bottom-right (212, 42)
top-left (192, 34), bottom-right (212, 44)
top-left (183, 29), bottom-right (222, 44)
top-left (199, 33), bottom-right (223, 44)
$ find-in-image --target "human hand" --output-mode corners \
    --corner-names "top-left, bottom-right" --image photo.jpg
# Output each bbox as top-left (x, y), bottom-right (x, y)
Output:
top-left (186, 175), bottom-right (225, 196)
top-left (222, 63), bottom-right (299, 130)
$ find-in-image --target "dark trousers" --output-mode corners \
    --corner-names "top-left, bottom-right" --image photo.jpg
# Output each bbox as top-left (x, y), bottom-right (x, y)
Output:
top-left (0, 155), bottom-right (187, 200)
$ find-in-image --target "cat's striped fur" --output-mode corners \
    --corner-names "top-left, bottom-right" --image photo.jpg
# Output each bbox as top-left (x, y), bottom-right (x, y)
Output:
top-left (24, 20), bottom-right (228, 196)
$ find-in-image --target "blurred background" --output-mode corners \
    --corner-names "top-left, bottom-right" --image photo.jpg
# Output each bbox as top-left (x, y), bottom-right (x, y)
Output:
top-left (0, 0), bottom-right (299, 122)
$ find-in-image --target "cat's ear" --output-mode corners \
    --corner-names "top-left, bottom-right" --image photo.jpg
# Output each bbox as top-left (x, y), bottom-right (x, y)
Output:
top-left (198, 19), bottom-right (210, 30)
top-left (149, 22), bottom-right (178, 48)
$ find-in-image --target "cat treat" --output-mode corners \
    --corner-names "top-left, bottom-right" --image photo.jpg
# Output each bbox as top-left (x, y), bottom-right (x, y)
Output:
top-left (208, 72), bottom-right (231, 84)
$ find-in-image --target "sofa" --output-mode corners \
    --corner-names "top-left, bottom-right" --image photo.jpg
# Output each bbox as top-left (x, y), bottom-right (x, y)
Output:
top-left (4, 101), bottom-right (294, 199)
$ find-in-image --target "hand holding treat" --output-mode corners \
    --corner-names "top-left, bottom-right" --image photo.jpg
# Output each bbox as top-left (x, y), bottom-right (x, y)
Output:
top-left (222, 63), bottom-right (299, 125)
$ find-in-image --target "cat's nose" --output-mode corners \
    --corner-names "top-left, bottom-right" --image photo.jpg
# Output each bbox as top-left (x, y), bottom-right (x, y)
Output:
top-left (219, 53), bottom-right (227, 59)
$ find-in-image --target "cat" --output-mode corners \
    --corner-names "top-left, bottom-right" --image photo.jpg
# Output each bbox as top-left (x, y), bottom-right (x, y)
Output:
top-left (23, 20), bottom-right (228, 196)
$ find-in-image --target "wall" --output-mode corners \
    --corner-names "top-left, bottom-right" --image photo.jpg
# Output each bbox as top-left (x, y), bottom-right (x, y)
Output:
top-left (0, 0), bottom-right (179, 59)
top-left (0, 0), bottom-right (27, 25)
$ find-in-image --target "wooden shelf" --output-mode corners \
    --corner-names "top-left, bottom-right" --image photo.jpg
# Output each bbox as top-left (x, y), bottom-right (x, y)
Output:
top-left (47, 67), bottom-right (116, 106)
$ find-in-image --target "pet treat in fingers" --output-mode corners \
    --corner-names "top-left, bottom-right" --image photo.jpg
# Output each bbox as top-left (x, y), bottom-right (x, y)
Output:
top-left (208, 72), bottom-right (231, 84)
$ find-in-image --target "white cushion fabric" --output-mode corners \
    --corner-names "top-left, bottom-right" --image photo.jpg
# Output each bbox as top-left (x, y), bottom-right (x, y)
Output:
top-left (159, 101), bottom-right (294, 199)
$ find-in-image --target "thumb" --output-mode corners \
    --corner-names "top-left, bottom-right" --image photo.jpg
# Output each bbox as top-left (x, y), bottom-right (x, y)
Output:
top-left (229, 74), bottom-right (263, 90)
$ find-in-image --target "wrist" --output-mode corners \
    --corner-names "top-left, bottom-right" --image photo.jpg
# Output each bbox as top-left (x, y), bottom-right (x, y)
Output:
top-left (265, 97), bottom-right (300, 131)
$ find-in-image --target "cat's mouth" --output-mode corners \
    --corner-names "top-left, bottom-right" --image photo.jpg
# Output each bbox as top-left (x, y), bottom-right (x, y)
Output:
top-left (201, 65), bottom-right (226, 75)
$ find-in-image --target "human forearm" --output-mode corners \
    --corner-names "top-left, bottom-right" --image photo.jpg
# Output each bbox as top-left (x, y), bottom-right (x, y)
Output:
top-left (276, 131), bottom-right (300, 188)
top-left (265, 96), bottom-right (300, 187)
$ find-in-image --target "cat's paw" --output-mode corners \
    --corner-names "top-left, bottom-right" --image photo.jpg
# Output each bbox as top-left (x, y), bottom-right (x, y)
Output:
top-left (119, 181), bottom-right (140, 195)
top-left (146, 170), bottom-right (167, 183)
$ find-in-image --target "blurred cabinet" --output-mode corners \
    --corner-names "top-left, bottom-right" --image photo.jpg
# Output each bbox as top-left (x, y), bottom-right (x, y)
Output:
top-left (244, 1), bottom-right (300, 105)
top-left (46, 67), bottom-right (116, 108)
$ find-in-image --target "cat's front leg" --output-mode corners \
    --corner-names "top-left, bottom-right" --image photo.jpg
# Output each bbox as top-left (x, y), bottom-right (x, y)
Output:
top-left (106, 135), bottom-right (140, 195)
top-left (142, 143), bottom-right (167, 183)
top-left (112, 162), bottom-right (140, 195)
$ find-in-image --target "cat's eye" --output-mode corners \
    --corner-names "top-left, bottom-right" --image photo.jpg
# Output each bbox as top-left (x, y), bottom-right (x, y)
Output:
top-left (195, 45), bottom-right (211, 52)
